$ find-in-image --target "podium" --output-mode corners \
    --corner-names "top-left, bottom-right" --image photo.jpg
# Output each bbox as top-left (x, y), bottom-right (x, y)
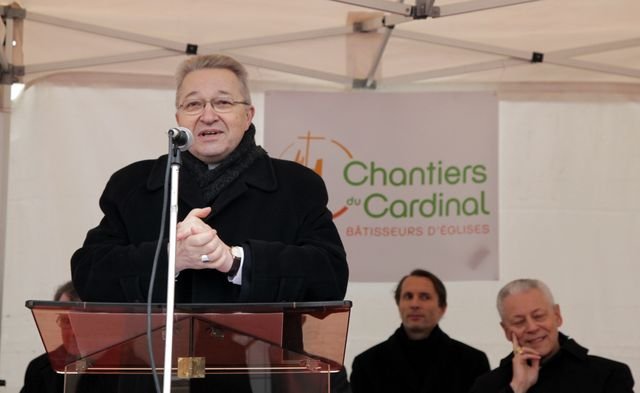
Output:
top-left (26, 300), bottom-right (351, 393)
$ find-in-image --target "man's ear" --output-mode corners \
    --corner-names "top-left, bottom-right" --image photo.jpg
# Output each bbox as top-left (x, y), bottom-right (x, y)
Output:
top-left (244, 105), bottom-right (255, 126)
top-left (440, 304), bottom-right (448, 316)
top-left (553, 304), bottom-right (563, 327)
top-left (500, 321), bottom-right (511, 341)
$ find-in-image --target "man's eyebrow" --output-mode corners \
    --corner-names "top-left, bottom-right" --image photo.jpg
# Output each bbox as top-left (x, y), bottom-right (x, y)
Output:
top-left (181, 89), bottom-right (234, 99)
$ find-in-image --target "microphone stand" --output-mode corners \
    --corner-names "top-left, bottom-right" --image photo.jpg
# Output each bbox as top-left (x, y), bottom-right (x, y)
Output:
top-left (162, 142), bottom-right (182, 393)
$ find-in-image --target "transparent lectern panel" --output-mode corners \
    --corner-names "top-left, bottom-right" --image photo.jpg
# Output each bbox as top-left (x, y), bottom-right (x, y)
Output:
top-left (26, 300), bottom-right (350, 393)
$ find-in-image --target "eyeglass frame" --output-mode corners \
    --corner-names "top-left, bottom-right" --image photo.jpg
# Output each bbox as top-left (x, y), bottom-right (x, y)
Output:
top-left (177, 97), bottom-right (251, 115)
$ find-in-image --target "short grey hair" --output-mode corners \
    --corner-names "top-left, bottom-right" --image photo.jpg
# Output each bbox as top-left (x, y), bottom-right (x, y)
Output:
top-left (497, 279), bottom-right (555, 320)
top-left (175, 54), bottom-right (251, 107)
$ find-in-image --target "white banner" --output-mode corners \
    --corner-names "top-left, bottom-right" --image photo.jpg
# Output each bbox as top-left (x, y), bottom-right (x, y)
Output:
top-left (264, 91), bottom-right (498, 281)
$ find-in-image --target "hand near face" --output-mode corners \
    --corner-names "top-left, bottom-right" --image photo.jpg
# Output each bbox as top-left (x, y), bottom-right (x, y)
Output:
top-left (175, 207), bottom-right (233, 274)
top-left (510, 333), bottom-right (542, 393)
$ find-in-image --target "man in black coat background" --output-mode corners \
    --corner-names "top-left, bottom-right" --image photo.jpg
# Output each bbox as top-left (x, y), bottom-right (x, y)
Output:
top-left (350, 269), bottom-right (490, 393)
top-left (470, 278), bottom-right (634, 393)
top-left (20, 281), bottom-right (79, 393)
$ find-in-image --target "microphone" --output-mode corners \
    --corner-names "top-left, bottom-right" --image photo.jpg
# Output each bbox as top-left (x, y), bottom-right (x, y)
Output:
top-left (168, 127), bottom-right (193, 151)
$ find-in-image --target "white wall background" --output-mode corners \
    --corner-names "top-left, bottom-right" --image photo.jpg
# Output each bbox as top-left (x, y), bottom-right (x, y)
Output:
top-left (1, 79), bottom-right (639, 392)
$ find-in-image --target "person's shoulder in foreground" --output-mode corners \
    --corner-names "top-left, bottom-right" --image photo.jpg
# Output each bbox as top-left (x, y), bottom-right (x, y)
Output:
top-left (470, 278), bottom-right (634, 393)
top-left (21, 281), bottom-right (80, 393)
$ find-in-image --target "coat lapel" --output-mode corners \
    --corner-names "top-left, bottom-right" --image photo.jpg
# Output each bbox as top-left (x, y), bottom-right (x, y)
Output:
top-left (206, 155), bottom-right (278, 217)
top-left (145, 154), bottom-right (206, 213)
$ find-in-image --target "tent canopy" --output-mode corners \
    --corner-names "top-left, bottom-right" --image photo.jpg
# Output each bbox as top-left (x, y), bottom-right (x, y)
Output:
top-left (2, 0), bottom-right (640, 90)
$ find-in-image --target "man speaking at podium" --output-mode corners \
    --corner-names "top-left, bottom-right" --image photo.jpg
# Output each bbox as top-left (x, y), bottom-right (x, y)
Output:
top-left (71, 54), bottom-right (348, 305)
top-left (69, 53), bottom-right (350, 393)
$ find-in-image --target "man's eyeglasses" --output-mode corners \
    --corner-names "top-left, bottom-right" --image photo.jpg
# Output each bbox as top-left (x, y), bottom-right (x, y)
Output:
top-left (178, 98), bottom-right (250, 115)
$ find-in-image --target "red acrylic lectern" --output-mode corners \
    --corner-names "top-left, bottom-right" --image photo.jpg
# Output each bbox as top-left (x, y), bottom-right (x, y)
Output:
top-left (25, 300), bottom-right (351, 393)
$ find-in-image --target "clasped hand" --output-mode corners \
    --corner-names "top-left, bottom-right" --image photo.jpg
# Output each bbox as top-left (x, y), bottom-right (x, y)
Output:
top-left (175, 207), bottom-right (233, 275)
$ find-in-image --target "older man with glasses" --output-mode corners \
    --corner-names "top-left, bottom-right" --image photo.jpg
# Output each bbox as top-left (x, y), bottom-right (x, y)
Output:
top-left (70, 54), bottom-right (350, 392)
top-left (71, 53), bottom-right (349, 306)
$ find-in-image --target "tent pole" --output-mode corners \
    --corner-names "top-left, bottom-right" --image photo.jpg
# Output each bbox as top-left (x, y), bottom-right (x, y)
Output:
top-left (0, 2), bottom-right (25, 359)
top-left (0, 87), bottom-right (9, 358)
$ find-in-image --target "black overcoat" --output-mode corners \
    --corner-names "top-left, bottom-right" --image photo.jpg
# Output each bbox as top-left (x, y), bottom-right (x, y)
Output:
top-left (71, 151), bottom-right (348, 303)
top-left (350, 325), bottom-right (490, 393)
top-left (470, 333), bottom-right (634, 393)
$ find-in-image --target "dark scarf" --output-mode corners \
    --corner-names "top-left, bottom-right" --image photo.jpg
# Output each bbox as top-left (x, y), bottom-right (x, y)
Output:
top-left (181, 124), bottom-right (267, 205)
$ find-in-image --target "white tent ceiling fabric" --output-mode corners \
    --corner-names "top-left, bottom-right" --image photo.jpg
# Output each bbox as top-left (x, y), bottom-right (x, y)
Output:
top-left (6, 0), bottom-right (640, 89)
